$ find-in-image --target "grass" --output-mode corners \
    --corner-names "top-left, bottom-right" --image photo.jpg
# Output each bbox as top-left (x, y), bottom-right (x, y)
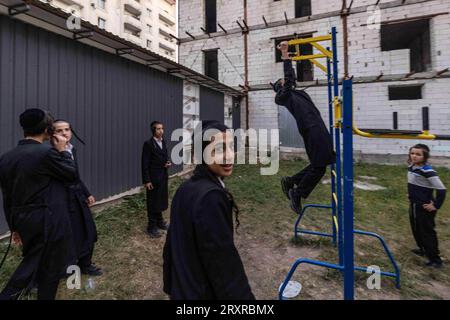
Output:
top-left (0, 160), bottom-right (449, 300)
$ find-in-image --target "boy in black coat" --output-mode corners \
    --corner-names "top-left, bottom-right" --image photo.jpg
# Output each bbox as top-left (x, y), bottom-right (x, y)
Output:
top-left (273, 41), bottom-right (335, 213)
top-left (141, 121), bottom-right (171, 238)
top-left (0, 109), bottom-right (77, 300)
top-left (163, 121), bottom-right (254, 300)
top-left (53, 120), bottom-right (102, 276)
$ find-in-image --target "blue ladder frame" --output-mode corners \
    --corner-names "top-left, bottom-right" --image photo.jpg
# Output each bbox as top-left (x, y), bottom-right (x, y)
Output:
top-left (279, 27), bottom-right (401, 300)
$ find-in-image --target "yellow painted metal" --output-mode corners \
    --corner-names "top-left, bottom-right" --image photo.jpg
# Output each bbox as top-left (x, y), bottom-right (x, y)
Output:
top-left (352, 126), bottom-right (436, 140)
top-left (333, 192), bottom-right (338, 205)
top-left (292, 54), bottom-right (328, 61)
top-left (333, 216), bottom-right (339, 233)
top-left (351, 95), bottom-right (436, 140)
top-left (334, 97), bottom-right (341, 128)
top-left (285, 34), bottom-right (333, 74)
top-left (310, 59), bottom-right (328, 73)
top-left (287, 35), bottom-right (332, 46)
top-left (311, 42), bottom-right (333, 59)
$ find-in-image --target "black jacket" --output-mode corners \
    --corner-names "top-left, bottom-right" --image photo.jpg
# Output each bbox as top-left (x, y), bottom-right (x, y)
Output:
top-left (275, 60), bottom-right (335, 167)
top-left (0, 139), bottom-right (77, 283)
top-left (163, 165), bottom-right (255, 300)
top-left (141, 137), bottom-right (169, 212)
top-left (65, 147), bottom-right (97, 263)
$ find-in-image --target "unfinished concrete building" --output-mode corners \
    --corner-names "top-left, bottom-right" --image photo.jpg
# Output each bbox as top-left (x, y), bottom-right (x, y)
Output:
top-left (178, 0), bottom-right (450, 163)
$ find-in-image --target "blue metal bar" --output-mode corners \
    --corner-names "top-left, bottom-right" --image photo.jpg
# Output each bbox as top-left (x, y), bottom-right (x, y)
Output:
top-left (354, 266), bottom-right (397, 279)
top-left (297, 230), bottom-right (334, 238)
top-left (331, 27), bottom-right (344, 267)
top-left (354, 229), bottom-right (401, 288)
top-left (342, 78), bottom-right (355, 300)
top-left (294, 204), bottom-right (332, 239)
top-left (279, 258), bottom-right (344, 300)
top-left (326, 49), bottom-right (337, 246)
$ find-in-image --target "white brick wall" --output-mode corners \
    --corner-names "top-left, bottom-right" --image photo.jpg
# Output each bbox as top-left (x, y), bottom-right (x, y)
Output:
top-left (179, 0), bottom-right (450, 157)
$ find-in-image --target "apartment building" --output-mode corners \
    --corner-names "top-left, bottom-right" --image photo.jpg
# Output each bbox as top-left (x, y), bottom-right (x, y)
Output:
top-left (42, 0), bottom-right (178, 60)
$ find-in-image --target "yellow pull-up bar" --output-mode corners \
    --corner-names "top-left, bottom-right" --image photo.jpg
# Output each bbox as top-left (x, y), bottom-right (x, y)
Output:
top-left (288, 35), bottom-right (333, 74)
top-left (352, 127), bottom-right (437, 140)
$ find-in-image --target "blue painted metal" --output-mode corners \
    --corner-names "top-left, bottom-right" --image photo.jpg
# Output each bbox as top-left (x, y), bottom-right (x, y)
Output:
top-left (282, 27), bottom-right (401, 301)
top-left (326, 49), bottom-right (337, 246)
top-left (355, 229), bottom-right (401, 288)
top-left (342, 78), bottom-right (355, 300)
top-left (294, 204), bottom-right (332, 239)
top-left (354, 266), bottom-right (397, 279)
top-left (278, 258), bottom-right (344, 300)
top-left (331, 27), bottom-right (344, 267)
top-left (297, 230), bottom-right (334, 238)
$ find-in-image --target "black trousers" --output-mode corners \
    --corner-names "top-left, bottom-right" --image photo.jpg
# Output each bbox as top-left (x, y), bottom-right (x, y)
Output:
top-left (78, 247), bottom-right (94, 269)
top-left (291, 164), bottom-right (327, 199)
top-left (0, 275), bottom-right (59, 300)
top-left (147, 211), bottom-right (164, 230)
top-left (409, 202), bottom-right (441, 262)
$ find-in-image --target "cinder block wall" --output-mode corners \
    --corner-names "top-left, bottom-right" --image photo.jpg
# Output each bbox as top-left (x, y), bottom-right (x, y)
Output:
top-left (179, 0), bottom-right (450, 159)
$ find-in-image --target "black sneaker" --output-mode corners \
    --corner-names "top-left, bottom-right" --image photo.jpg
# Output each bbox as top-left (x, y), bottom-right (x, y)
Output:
top-left (281, 177), bottom-right (294, 200)
top-left (147, 227), bottom-right (162, 238)
top-left (81, 264), bottom-right (103, 276)
top-left (288, 189), bottom-right (302, 214)
top-left (157, 221), bottom-right (169, 231)
top-left (411, 248), bottom-right (425, 256)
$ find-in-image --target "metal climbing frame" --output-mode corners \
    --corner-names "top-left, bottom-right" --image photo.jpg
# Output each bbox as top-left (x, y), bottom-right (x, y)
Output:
top-left (279, 27), bottom-right (402, 300)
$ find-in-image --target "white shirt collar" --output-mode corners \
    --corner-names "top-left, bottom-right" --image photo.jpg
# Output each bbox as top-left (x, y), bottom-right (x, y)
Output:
top-left (217, 177), bottom-right (225, 188)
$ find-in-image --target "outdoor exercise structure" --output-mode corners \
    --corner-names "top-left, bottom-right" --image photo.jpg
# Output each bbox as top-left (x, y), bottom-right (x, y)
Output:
top-left (278, 27), bottom-right (450, 301)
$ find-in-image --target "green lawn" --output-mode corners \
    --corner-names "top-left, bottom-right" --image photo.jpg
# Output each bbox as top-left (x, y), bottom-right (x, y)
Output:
top-left (1, 160), bottom-right (449, 299)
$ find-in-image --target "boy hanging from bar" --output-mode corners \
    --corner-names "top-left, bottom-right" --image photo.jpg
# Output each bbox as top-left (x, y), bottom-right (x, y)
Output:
top-left (272, 41), bottom-right (335, 213)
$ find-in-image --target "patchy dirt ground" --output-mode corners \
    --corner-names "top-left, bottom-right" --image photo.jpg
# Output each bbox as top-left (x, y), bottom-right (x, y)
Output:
top-left (1, 161), bottom-right (449, 300)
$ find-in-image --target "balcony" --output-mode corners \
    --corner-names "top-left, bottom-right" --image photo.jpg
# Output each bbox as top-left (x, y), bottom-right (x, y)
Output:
top-left (123, 32), bottom-right (142, 46)
top-left (159, 28), bottom-right (173, 39)
top-left (124, 0), bottom-right (142, 16)
top-left (159, 35), bottom-right (176, 50)
top-left (159, 21), bottom-right (176, 35)
top-left (59, 0), bottom-right (84, 8)
top-left (158, 12), bottom-right (175, 27)
top-left (123, 14), bottom-right (142, 33)
top-left (159, 42), bottom-right (175, 53)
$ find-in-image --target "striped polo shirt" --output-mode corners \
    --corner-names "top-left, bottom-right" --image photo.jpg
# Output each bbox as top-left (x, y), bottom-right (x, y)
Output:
top-left (408, 164), bottom-right (447, 209)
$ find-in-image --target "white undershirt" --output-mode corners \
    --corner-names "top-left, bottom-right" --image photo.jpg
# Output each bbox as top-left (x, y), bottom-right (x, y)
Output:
top-left (217, 177), bottom-right (225, 188)
top-left (153, 137), bottom-right (163, 149)
top-left (65, 143), bottom-right (74, 160)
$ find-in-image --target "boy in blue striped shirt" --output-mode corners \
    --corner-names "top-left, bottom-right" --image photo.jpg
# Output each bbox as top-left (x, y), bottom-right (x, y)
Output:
top-left (408, 144), bottom-right (446, 268)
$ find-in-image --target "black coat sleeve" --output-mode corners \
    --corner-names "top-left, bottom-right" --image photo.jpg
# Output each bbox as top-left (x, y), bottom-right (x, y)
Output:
top-left (194, 190), bottom-right (255, 300)
top-left (79, 180), bottom-right (92, 198)
top-left (435, 189), bottom-right (446, 210)
top-left (1, 187), bottom-right (12, 231)
top-left (39, 148), bottom-right (78, 183)
top-left (73, 147), bottom-right (91, 197)
top-left (283, 59), bottom-right (296, 87)
top-left (142, 141), bottom-right (152, 184)
top-left (275, 60), bottom-right (296, 105)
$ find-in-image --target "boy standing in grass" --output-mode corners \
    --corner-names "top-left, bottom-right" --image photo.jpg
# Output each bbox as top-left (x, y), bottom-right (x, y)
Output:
top-left (407, 144), bottom-right (446, 268)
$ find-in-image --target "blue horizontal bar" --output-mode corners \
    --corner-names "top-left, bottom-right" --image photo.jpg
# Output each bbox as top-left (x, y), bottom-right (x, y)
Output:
top-left (297, 230), bottom-right (334, 238)
top-left (303, 204), bottom-right (332, 210)
top-left (279, 258), bottom-right (344, 300)
top-left (354, 266), bottom-right (397, 278)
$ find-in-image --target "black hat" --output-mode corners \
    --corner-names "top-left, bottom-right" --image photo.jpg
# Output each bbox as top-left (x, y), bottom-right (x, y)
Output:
top-left (270, 78), bottom-right (284, 93)
top-left (19, 108), bottom-right (46, 130)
